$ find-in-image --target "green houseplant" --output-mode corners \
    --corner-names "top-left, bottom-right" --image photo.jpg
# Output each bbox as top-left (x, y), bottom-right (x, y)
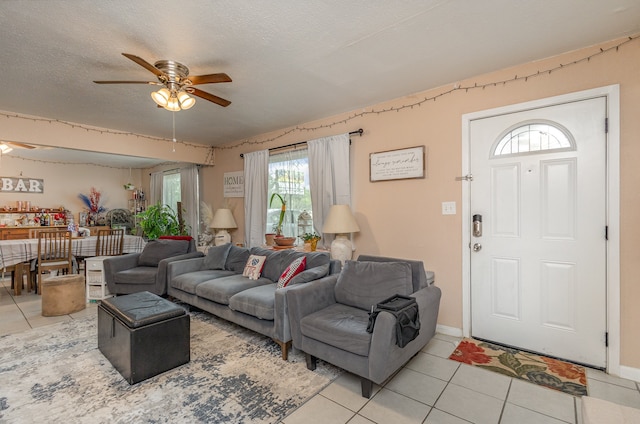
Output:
top-left (269, 193), bottom-right (287, 236)
top-left (301, 232), bottom-right (321, 251)
top-left (135, 202), bottom-right (189, 239)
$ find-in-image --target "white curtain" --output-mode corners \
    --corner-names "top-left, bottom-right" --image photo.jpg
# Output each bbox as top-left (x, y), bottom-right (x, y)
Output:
top-left (180, 165), bottom-right (199, 237)
top-left (149, 171), bottom-right (163, 206)
top-left (244, 150), bottom-right (269, 248)
top-left (308, 133), bottom-right (350, 248)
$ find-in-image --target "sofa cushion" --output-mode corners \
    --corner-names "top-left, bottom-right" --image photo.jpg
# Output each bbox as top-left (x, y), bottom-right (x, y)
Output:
top-left (357, 254), bottom-right (431, 291)
top-left (228, 284), bottom-right (277, 320)
top-left (243, 255), bottom-right (267, 280)
top-left (250, 247), bottom-right (292, 282)
top-left (195, 274), bottom-right (272, 305)
top-left (138, 239), bottom-right (190, 267)
top-left (277, 256), bottom-right (306, 289)
top-left (288, 263), bottom-right (330, 286)
top-left (171, 269), bottom-right (235, 294)
top-left (225, 245), bottom-right (251, 273)
top-left (114, 267), bottom-right (158, 285)
top-left (202, 243), bottom-right (232, 270)
top-left (335, 261), bottom-right (412, 311)
top-left (302, 251), bottom-right (331, 269)
top-left (300, 303), bottom-right (371, 356)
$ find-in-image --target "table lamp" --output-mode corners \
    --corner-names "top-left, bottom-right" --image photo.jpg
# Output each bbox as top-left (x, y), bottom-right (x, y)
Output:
top-left (322, 204), bottom-right (360, 264)
top-left (210, 208), bottom-right (237, 246)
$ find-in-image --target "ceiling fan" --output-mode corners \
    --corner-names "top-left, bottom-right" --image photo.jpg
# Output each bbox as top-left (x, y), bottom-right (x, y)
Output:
top-left (94, 53), bottom-right (232, 110)
top-left (0, 141), bottom-right (38, 153)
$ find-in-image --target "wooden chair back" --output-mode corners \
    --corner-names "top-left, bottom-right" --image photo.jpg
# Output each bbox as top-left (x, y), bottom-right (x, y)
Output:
top-left (36, 230), bottom-right (73, 293)
top-left (96, 228), bottom-right (124, 256)
top-left (29, 227), bottom-right (66, 238)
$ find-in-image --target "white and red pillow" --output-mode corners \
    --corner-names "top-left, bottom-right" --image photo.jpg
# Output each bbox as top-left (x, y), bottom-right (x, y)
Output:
top-left (243, 255), bottom-right (267, 280)
top-left (277, 256), bottom-right (307, 289)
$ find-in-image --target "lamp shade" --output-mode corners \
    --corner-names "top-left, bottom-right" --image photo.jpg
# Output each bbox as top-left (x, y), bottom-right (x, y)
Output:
top-left (322, 205), bottom-right (360, 234)
top-left (210, 208), bottom-right (237, 230)
top-left (177, 91), bottom-right (195, 109)
top-left (151, 88), bottom-right (170, 107)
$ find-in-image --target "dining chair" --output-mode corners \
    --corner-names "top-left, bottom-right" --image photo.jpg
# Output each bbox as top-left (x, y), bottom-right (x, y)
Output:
top-left (29, 227), bottom-right (66, 238)
top-left (96, 228), bottom-right (124, 256)
top-left (34, 230), bottom-right (74, 294)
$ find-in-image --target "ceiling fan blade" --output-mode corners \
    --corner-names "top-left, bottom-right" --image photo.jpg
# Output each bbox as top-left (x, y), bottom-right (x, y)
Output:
top-left (5, 141), bottom-right (36, 149)
top-left (188, 73), bottom-right (232, 85)
top-left (93, 80), bottom-right (157, 84)
top-left (191, 88), bottom-right (231, 107)
top-left (122, 53), bottom-right (164, 77)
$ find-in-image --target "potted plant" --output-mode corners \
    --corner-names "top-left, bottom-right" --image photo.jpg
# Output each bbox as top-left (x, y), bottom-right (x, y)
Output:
top-left (269, 193), bottom-right (287, 237)
top-left (301, 232), bottom-right (321, 251)
top-left (135, 202), bottom-right (189, 240)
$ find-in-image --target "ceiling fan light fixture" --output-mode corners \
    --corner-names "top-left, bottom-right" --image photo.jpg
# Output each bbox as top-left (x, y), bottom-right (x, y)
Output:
top-left (177, 90), bottom-right (195, 110)
top-left (165, 94), bottom-right (181, 112)
top-left (151, 88), bottom-right (170, 107)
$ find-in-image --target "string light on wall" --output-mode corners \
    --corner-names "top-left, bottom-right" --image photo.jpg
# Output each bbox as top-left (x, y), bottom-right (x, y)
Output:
top-left (216, 34), bottom-right (639, 152)
top-left (0, 111), bottom-right (217, 165)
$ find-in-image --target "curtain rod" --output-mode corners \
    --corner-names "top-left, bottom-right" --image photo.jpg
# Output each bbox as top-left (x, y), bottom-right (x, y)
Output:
top-left (239, 128), bottom-right (363, 158)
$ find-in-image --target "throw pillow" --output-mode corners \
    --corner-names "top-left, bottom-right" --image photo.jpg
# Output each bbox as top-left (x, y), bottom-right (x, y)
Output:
top-left (159, 235), bottom-right (193, 241)
top-left (243, 255), bottom-right (267, 280)
top-left (277, 256), bottom-right (307, 289)
top-left (287, 262), bottom-right (330, 286)
top-left (202, 243), bottom-right (232, 270)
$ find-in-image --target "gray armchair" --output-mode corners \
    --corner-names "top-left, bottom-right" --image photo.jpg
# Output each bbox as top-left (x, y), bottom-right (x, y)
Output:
top-left (104, 238), bottom-right (203, 296)
top-left (286, 255), bottom-right (441, 398)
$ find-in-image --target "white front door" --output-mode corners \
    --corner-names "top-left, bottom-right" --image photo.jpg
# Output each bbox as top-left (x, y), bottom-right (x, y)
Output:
top-left (470, 97), bottom-right (607, 368)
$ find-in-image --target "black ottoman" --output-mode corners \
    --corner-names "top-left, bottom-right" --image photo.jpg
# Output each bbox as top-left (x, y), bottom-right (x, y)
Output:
top-left (98, 291), bottom-right (190, 384)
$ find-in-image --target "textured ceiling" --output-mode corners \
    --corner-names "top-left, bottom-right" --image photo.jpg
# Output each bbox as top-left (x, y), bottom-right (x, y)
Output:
top-left (1, 0), bottom-right (639, 165)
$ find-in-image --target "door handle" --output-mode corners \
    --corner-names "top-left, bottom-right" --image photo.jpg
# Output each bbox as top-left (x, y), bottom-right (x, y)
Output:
top-left (473, 243), bottom-right (482, 252)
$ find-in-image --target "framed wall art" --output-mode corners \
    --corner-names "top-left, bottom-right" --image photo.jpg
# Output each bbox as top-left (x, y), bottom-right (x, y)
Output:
top-left (369, 145), bottom-right (426, 182)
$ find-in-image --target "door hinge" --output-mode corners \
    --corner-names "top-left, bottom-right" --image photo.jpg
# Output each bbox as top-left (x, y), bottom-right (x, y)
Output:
top-left (605, 118), bottom-right (609, 134)
top-left (605, 226), bottom-right (609, 240)
top-left (605, 332), bottom-right (609, 347)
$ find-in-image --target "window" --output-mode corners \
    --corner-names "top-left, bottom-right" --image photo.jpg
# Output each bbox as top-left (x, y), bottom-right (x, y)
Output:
top-left (162, 171), bottom-right (181, 210)
top-left (492, 120), bottom-right (575, 158)
top-left (266, 149), bottom-right (312, 237)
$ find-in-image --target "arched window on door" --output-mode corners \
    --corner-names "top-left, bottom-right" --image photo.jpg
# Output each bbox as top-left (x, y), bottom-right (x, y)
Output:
top-left (491, 120), bottom-right (576, 158)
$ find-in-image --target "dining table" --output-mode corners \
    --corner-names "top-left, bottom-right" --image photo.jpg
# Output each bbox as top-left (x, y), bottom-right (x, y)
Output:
top-left (0, 235), bottom-right (146, 270)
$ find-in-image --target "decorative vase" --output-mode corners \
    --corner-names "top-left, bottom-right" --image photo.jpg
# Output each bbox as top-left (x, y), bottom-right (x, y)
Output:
top-left (310, 239), bottom-right (318, 251)
top-left (265, 233), bottom-right (276, 246)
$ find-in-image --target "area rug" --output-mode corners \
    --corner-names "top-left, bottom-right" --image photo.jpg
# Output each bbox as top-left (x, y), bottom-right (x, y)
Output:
top-left (449, 338), bottom-right (587, 397)
top-left (0, 311), bottom-right (341, 423)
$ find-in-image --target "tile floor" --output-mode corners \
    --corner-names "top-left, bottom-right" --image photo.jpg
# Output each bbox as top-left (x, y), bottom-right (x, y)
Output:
top-left (2, 278), bottom-right (640, 424)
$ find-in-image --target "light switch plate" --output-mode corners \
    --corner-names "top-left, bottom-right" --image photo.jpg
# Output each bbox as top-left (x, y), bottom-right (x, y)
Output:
top-left (442, 201), bottom-right (456, 215)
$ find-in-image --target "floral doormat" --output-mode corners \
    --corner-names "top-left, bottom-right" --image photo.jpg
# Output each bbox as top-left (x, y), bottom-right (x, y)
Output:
top-left (449, 338), bottom-right (587, 397)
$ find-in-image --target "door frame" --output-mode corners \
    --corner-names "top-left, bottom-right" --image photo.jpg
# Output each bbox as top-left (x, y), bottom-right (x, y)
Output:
top-left (461, 85), bottom-right (620, 375)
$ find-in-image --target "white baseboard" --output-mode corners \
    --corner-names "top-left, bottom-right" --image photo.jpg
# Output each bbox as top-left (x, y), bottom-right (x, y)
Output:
top-left (436, 324), bottom-right (463, 338)
top-left (619, 365), bottom-right (640, 383)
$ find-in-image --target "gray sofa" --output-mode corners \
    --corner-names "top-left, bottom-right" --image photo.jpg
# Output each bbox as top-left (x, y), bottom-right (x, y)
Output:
top-left (167, 244), bottom-right (341, 360)
top-left (287, 255), bottom-right (441, 397)
top-left (104, 238), bottom-right (203, 296)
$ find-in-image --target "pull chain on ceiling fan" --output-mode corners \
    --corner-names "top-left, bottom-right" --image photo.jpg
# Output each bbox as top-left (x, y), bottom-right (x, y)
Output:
top-left (94, 53), bottom-right (232, 110)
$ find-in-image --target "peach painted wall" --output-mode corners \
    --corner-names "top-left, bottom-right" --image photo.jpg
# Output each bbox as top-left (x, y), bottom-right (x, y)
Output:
top-left (203, 36), bottom-right (640, 370)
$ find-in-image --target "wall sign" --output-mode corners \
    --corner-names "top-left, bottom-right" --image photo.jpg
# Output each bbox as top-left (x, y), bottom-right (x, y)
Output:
top-left (0, 177), bottom-right (44, 193)
top-left (223, 171), bottom-right (244, 198)
top-left (370, 146), bottom-right (426, 182)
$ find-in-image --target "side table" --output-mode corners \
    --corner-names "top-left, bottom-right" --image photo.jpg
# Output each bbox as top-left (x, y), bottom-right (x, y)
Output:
top-left (85, 255), bottom-right (113, 302)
